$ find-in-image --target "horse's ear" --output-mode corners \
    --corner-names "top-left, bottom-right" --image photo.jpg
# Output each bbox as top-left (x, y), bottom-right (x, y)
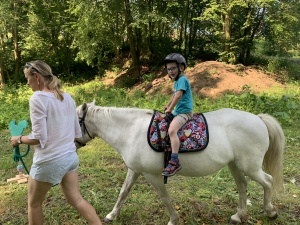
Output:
top-left (82, 103), bottom-right (88, 112)
top-left (91, 99), bottom-right (96, 106)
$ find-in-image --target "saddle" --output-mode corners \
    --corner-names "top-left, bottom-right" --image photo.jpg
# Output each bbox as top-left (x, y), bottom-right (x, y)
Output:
top-left (147, 110), bottom-right (209, 153)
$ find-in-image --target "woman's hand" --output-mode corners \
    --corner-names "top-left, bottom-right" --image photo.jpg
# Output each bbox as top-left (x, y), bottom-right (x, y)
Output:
top-left (10, 136), bottom-right (20, 147)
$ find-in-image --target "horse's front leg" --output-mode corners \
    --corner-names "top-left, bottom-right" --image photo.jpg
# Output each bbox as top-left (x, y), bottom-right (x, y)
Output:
top-left (104, 168), bottom-right (140, 223)
top-left (143, 173), bottom-right (180, 225)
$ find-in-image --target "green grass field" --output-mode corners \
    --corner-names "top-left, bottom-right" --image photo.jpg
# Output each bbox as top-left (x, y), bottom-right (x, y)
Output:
top-left (0, 81), bottom-right (299, 225)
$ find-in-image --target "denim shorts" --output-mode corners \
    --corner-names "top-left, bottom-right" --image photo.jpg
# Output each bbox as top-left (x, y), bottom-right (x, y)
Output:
top-left (30, 152), bottom-right (79, 185)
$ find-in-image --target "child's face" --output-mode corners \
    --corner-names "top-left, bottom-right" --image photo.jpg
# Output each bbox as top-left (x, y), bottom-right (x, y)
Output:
top-left (166, 62), bottom-right (184, 80)
top-left (166, 62), bottom-right (179, 79)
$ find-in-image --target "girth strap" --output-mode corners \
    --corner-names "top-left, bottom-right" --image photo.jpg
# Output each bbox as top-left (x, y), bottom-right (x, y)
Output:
top-left (163, 113), bottom-right (173, 184)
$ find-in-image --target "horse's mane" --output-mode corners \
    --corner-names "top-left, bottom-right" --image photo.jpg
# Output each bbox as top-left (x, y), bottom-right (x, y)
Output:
top-left (89, 105), bottom-right (153, 119)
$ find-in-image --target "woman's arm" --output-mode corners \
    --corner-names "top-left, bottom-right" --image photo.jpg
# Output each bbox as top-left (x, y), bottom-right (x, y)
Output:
top-left (10, 135), bottom-right (40, 147)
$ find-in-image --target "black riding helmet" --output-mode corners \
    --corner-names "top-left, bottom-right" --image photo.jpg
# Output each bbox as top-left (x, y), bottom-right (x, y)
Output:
top-left (163, 53), bottom-right (187, 81)
top-left (163, 53), bottom-right (187, 70)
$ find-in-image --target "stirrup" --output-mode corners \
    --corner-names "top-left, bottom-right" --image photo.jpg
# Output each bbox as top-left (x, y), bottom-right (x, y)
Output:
top-left (162, 160), bottom-right (181, 177)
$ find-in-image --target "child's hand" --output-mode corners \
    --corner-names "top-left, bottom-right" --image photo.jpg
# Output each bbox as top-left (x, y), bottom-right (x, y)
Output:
top-left (163, 106), bottom-right (168, 112)
top-left (165, 108), bottom-right (172, 114)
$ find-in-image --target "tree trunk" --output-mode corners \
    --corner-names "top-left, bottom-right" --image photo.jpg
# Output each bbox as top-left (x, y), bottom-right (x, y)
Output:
top-left (178, 11), bottom-right (184, 52)
top-left (13, 26), bottom-right (20, 79)
top-left (13, 1), bottom-right (20, 81)
top-left (223, 0), bottom-right (232, 63)
top-left (0, 36), bottom-right (4, 87)
top-left (245, 7), bottom-right (266, 65)
top-left (147, 21), bottom-right (154, 61)
top-left (123, 0), bottom-right (140, 81)
top-left (183, 0), bottom-right (190, 56)
top-left (147, 0), bottom-right (154, 61)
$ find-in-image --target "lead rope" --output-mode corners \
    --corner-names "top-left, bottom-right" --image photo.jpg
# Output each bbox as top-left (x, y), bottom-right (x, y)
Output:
top-left (8, 120), bottom-right (58, 187)
top-left (13, 145), bottom-right (30, 174)
top-left (9, 120), bottom-right (30, 176)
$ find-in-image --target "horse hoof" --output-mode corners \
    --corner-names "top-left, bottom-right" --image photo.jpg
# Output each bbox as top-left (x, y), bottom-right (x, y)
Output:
top-left (230, 213), bottom-right (241, 224)
top-left (230, 220), bottom-right (248, 225)
top-left (268, 212), bottom-right (278, 220)
top-left (229, 215), bottom-right (242, 224)
top-left (103, 217), bottom-right (113, 223)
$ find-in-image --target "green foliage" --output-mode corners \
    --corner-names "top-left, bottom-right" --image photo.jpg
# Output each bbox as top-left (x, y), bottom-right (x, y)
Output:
top-left (141, 73), bottom-right (156, 83)
top-left (22, 0), bottom-right (78, 76)
top-left (250, 41), bottom-right (300, 81)
top-left (0, 85), bottom-right (31, 129)
top-left (68, 0), bottom-right (123, 72)
top-left (263, 0), bottom-right (300, 55)
top-left (277, 58), bottom-right (300, 81)
top-left (267, 57), bottom-right (282, 73)
top-left (1, 80), bottom-right (299, 130)
top-left (266, 57), bottom-right (300, 81)
top-left (219, 92), bottom-right (300, 126)
top-left (1, 0), bottom-right (300, 85)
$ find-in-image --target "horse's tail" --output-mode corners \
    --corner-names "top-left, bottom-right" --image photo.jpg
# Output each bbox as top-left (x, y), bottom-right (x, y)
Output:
top-left (258, 114), bottom-right (285, 194)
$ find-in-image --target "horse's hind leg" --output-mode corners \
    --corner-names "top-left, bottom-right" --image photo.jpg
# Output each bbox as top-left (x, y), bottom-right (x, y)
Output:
top-left (247, 169), bottom-right (277, 219)
top-left (143, 173), bottom-right (180, 225)
top-left (228, 162), bottom-right (248, 223)
top-left (104, 168), bottom-right (140, 223)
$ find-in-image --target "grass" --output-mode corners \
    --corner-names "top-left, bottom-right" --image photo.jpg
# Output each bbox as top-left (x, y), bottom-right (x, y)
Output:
top-left (1, 132), bottom-right (299, 224)
top-left (0, 80), bottom-right (299, 224)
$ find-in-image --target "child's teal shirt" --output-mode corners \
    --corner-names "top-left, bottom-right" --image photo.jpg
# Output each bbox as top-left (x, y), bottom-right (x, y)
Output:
top-left (173, 75), bottom-right (193, 116)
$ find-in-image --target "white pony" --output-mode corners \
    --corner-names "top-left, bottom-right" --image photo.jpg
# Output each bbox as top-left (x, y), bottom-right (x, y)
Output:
top-left (75, 102), bottom-right (285, 225)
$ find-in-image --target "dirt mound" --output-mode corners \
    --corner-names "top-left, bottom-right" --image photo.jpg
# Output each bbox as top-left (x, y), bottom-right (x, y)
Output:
top-left (133, 61), bottom-right (285, 98)
top-left (102, 61), bottom-right (286, 98)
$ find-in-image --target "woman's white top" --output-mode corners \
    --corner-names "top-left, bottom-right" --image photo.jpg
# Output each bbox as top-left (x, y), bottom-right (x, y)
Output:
top-left (28, 91), bottom-right (82, 164)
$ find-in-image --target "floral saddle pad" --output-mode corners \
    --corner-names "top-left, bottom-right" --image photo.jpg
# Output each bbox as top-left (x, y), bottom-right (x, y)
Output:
top-left (147, 110), bottom-right (209, 153)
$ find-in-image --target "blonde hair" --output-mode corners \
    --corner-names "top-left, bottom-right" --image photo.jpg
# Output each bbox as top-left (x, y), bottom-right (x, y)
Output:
top-left (24, 60), bottom-right (64, 101)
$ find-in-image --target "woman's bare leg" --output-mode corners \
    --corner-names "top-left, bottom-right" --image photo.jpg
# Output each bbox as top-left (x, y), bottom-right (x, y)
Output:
top-left (28, 176), bottom-right (52, 225)
top-left (60, 171), bottom-right (102, 225)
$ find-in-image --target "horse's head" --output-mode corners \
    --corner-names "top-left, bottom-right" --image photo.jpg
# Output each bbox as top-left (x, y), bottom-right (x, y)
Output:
top-left (75, 101), bottom-right (95, 149)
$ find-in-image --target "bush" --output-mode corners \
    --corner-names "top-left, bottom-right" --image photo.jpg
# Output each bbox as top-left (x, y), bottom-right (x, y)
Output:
top-left (1, 80), bottom-right (299, 130)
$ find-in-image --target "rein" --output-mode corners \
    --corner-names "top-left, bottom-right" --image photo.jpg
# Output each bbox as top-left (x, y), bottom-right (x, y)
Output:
top-left (76, 108), bottom-right (93, 147)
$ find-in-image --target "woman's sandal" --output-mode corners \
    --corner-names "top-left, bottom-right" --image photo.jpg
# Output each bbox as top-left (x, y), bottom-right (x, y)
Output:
top-left (162, 160), bottom-right (182, 177)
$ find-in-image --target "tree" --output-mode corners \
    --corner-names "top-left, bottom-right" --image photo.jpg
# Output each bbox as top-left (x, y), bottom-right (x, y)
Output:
top-left (234, 1), bottom-right (269, 64)
top-left (0, 0), bottom-right (28, 85)
top-left (1, 0), bottom-right (299, 85)
top-left (22, 0), bottom-right (77, 77)
top-left (123, 0), bottom-right (141, 80)
top-left (0, 1), bottom-right (11, 86)
top-left (68, 0), bottom-right (125, 76)
top-left (262, 0), bottom-right (300, 55)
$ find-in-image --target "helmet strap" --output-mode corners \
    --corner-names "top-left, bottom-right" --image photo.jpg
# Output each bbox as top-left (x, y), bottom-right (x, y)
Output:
top-left (174, 63), bottom-right (183, 81)
top-left (174, 73), bottom-right (182, 81)
top-left (169, 70), bottom-right (182, 81)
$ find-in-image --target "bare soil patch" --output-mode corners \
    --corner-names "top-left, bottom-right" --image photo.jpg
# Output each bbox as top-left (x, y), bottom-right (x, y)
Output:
top-left (103, 61), bottom-right (286, 98)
